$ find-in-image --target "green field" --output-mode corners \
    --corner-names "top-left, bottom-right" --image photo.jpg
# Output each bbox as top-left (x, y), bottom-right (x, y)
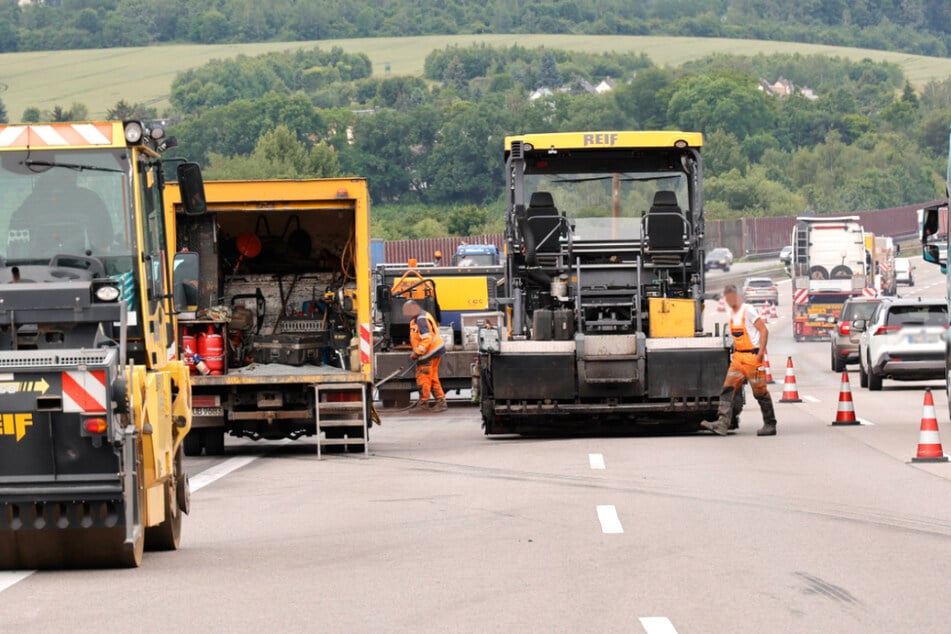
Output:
top-left (2, 34), bottom-right (951, 119)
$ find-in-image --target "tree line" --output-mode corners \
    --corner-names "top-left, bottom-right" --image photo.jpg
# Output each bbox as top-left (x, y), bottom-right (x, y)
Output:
top-left (3, 43), bottom-right (949, 239)
top-left (2, 1), bottom-right (951, 56)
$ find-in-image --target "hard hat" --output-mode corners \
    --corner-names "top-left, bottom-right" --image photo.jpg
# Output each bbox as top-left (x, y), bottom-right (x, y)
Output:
top-left (434, 250), bottom-right (442, 258)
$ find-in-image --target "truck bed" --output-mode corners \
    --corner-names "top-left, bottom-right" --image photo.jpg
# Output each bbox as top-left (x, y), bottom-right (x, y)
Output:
top-left (190, 363), bottom-right (364, 386)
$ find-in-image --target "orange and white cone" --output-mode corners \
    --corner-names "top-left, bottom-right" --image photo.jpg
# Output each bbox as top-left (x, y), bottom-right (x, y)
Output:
top-left (911, 389), bottom-right (948, 463)
top-left (763, 354), bottom-right (775, 384)
top-left (760, 302), bottom-right (770, 319)
top-left (770, 302), bottom-right (778, 319)
top-left (831, 371), bottom-right (858, 425)
top-left (779, 356), bottom-right (802, 403)
top-left (717, 297), bottom-right (726, 312)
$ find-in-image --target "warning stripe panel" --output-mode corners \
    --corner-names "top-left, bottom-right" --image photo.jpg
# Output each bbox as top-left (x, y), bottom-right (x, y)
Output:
top-left (0, 123), bottom-right (116, 148)
top-left (359, 323), bottom-right (372, 364)
top-left (62, 370), bottom-right (107, 413)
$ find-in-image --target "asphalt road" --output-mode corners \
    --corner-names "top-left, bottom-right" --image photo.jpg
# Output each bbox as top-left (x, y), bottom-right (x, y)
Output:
top-left (2, 256), bottom-right (950, 633)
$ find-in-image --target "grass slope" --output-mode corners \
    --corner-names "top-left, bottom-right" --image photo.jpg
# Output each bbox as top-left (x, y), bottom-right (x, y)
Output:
top-left (1, 34), bottom-right (951, 119)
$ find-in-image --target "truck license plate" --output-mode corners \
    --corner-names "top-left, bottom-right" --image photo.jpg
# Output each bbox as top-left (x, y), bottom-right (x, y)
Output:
top-left (193, 407), bottom-right (224, 417)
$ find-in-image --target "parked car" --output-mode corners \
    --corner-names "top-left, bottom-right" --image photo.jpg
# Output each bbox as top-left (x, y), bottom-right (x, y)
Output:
top-left (830, 296), bottom-right (887, 372)
top-left (705, 247), bottom-right (733, 272)
top-left (894, 257), bottom-right (914, 286)
top-left (856, 297), bottom-right (947, 391)
top-left (779, 245), bottom-right (793, 265)
top-left (741, 277), bottom-right (779, 305)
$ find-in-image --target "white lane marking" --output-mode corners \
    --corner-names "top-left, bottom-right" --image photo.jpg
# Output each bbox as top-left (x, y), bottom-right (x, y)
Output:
top-left (640, 616), bottom-right (679, 633)
top-left (801, 395), bottom-right (820, 403)
top-left (589, 453), bottom-right (606, 470)
top-left (0, 571), bottom-right (35, 594)
top-left (858, 418), bottom-right (874, 426)
top-left (596, 505), bottom-right (624, 534)
top-left (190, 455), bottom-right (260, 492)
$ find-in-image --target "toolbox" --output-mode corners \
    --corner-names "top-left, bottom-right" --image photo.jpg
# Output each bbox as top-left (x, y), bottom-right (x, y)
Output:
top-left (252, 333), bottom-right (328, 366)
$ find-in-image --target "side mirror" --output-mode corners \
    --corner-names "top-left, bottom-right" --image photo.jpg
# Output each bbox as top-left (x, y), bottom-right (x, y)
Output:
top-left (172, 252), bottom-right (199, 312)
top-left (852, 318), bottom-right (867, 332)
top-left (923, 243), bottom-right (944, 265)
top-left (177, 162), bottom-right (207, 216)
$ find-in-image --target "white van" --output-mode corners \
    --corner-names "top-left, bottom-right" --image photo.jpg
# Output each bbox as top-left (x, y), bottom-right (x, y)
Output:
top-left (894, 257), bottom-right (914, 286)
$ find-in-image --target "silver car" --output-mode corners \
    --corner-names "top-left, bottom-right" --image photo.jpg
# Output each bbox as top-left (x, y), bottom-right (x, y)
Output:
top-left (830, 296), bottom-right (886, 372)
top-left (741, 277), bottom-right (779, 305)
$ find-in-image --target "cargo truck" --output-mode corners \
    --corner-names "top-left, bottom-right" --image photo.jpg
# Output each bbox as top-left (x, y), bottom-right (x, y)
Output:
top-left (478, 131), bottom-right (732, 435)
top-left (165, 178), bottom-right (374, 457)
top-left (791, 216), bottom-right (871, 341)
top-left (0, 121), bottom-right (205, 567)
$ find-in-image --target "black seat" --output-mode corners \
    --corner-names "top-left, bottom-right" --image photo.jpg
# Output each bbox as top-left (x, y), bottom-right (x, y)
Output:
top-left (646, 190), bottom-right (687, 254)
top-left (526, 191), bottom-right (562, 254)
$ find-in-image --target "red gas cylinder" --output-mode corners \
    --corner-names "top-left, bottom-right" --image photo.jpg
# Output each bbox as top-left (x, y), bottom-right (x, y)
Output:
top-left (198, 325), bottom-right (225, 375)
top-left (181, 332), bottom-right (197, 374)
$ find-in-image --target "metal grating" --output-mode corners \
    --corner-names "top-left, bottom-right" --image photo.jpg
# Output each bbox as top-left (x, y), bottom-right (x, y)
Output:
top-left (0, 349), bottom-right (115, 368)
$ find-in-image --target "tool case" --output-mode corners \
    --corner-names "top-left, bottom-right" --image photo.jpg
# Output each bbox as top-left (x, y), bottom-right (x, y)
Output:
top-left (252, 333), bottom-right (328, 366)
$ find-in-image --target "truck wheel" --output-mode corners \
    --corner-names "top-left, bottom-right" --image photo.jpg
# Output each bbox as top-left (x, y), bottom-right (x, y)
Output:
top-left (183, 430), bottom-right (202, 456)
top-left (203, 428), bottom-right (226, 455)
top-left (809, 265), bottom-right (829, 280)
top-left (830, 265), bottom-right (853, 279)
top-left (868, 370), bottom-right (882, 391)
top-left (145, 445), bottom-right (183, 551)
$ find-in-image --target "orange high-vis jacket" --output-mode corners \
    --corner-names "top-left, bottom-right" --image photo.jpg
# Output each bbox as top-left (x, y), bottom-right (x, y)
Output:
top-left (410, 310), bottom-right (445, 359)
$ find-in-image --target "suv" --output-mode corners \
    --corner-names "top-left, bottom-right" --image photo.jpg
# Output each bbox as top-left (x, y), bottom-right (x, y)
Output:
top-left (742, 277), bottom-right (778, 305)
top-left (856, 298), bottom-right (947, 391)
top-left (705, 247), bottom-right (733, 272)
top-left (830, 296), bottom-right (886, 372)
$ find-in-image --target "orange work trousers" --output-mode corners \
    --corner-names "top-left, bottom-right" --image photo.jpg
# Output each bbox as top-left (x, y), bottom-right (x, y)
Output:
top-left (416, 355), bottom-right (445, 401)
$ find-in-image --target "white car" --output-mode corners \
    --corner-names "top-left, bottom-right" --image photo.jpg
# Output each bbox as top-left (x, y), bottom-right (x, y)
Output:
top-left (856, 298), bottom-right (947, 391)
top-left (893, 257), bottom-right (914, 286)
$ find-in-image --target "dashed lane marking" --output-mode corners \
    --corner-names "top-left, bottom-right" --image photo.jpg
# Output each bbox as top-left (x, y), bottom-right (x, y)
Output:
top-left (597, 505), bottom-right (624, 534)
top-left (640, 616), bottom-right (679, 633)
top-left (858, 418), bottom-right (874, 425)
top-left (802, 395), bottom-right (820, 403)
top-left (0, 571), bottom-right (34, 594)
top-left (589, 453), bottom-right (606, 470)
top-left (0, 455), bottom-right (262, 596)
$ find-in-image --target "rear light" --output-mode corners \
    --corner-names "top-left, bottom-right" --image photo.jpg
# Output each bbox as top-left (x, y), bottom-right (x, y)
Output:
top-left (83, 417), bottom-right (108, 434)
top-left (874, 325), bottom-right (901, 335)
top-left (838, 321), bottom-right (850, 335)
top-left (768, 286), bottom-right (776, 291)
top-left (745, 287), bottom-right (753, 292)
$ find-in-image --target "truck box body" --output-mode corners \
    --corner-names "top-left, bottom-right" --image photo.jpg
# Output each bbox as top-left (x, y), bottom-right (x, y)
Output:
top-left (165, 179), bottom-right (373, 453)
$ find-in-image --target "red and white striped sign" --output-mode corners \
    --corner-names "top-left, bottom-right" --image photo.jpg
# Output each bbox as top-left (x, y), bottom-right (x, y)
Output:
top-left (794, 289), bottom-right (809, 304)
top-left (863, 287), bottom-right (878, 298)
top-left (359, 323), bottom-right (372, 365)
top-left (62, 370), bottom-right (107, 413)
top-left (0, 123), bottom-right (114, 148)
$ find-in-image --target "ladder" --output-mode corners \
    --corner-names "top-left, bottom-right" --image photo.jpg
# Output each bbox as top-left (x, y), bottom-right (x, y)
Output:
top-left (314, 382), bottom-right (369, 458)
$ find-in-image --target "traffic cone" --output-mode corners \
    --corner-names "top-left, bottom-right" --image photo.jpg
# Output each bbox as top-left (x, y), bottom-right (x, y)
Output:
top-left (779, 357), bottom-right (802, 403)
top-left (762, 354), bottom-right (775, 384)
top-left (911, 389), bottom-right (948, 463)
top-left (717, 297), bottom-right (726, 312)
top-left (760, 302), bottom-right (770, 319)
top-left (831, 371), bottom-right (858, 425)
top-left (770, 302), bottom-right (778, 319)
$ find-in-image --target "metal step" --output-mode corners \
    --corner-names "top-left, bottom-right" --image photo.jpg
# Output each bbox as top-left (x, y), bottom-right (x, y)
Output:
top-left (315, 382), bottom-right (368, 459)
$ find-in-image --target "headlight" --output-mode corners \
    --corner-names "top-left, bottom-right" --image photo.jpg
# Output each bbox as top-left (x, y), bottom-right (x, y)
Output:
top-left (95, 285), bottom-right (121, 302)
top-left (124, 122), bottom-right (143, 144)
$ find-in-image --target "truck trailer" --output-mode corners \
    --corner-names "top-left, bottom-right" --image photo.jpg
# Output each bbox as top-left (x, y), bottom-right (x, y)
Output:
top-left (0, 121), bottom-right (205, 567)
top-left (791, 216), bottom-right (870, 341)
top-left (165, 178), bottom-right (374, 457)
top-left (478, 131), bottom-right (732, 435)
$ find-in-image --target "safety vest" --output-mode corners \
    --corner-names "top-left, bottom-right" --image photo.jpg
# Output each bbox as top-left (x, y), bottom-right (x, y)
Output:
top-left (410, 310), bottom-right (445, 359)
top-left (729, 304), bottom-right (758, 352)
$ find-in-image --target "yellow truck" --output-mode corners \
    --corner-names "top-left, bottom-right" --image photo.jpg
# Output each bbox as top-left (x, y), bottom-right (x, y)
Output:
top-left (164, 178), bottom-right (374, 456)
top-left (0, 121), bottom-right (205, 567)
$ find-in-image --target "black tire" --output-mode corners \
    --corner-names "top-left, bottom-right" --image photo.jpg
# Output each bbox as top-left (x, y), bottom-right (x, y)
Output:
top-left (909, 279), bottom-right (915, 287)
top-left (868, 369), bottom-right (882, 391)
top-left (809, 265), bottom-right (829, 280)
top-left (859, 361), bottom-right (869, 388)
top-left (203, 427), bottom-right (226, 455)
top-left (831, 348), bottom-right (845, 373)
top-left (145, 445), bottom-right (183, 551)
top-left (830, 265), bottom-right (853, 280)
top-left (183, 430), bottom-right (202, 456)
top-left (724, 265), bottom-right (731, 272)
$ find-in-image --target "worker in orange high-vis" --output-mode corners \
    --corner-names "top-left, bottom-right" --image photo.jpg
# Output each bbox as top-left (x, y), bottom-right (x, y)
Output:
top-left (701, 284), bottom-right (778, 436)
top-left (402, 300), bottom-right (448, 412)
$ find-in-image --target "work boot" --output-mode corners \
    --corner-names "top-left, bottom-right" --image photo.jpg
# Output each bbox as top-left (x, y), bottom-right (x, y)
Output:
top-left (408, 399), bottom-right (432, 413)
top-left (700, 417), bottom-right (730, 436)
top-left (755, 394), bottom-right (777, 436)
top-left (430, 397), bottom-right (448, 412)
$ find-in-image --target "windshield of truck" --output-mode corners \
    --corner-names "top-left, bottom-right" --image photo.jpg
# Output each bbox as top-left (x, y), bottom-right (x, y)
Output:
top-left (0, 149), bottom-right (134, 275)
top-left (455, 253), bottom-right (496, 266)
top-left (523, 171), bottom-right (689, 241)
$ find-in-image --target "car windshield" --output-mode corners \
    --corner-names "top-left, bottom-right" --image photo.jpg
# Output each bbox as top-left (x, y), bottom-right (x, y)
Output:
top-left (844, 302), bottom-right (879, 320)
top-left (708, 249), bottom-right (729, 258)
top-left (747, 280), bottom-right (773, 288)
top-left (885, 305), bottom-right (947, 327)
top-left (523, 171), bottom-right (688, 241)
top-left (0, 148), bottom-right (134, 275)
